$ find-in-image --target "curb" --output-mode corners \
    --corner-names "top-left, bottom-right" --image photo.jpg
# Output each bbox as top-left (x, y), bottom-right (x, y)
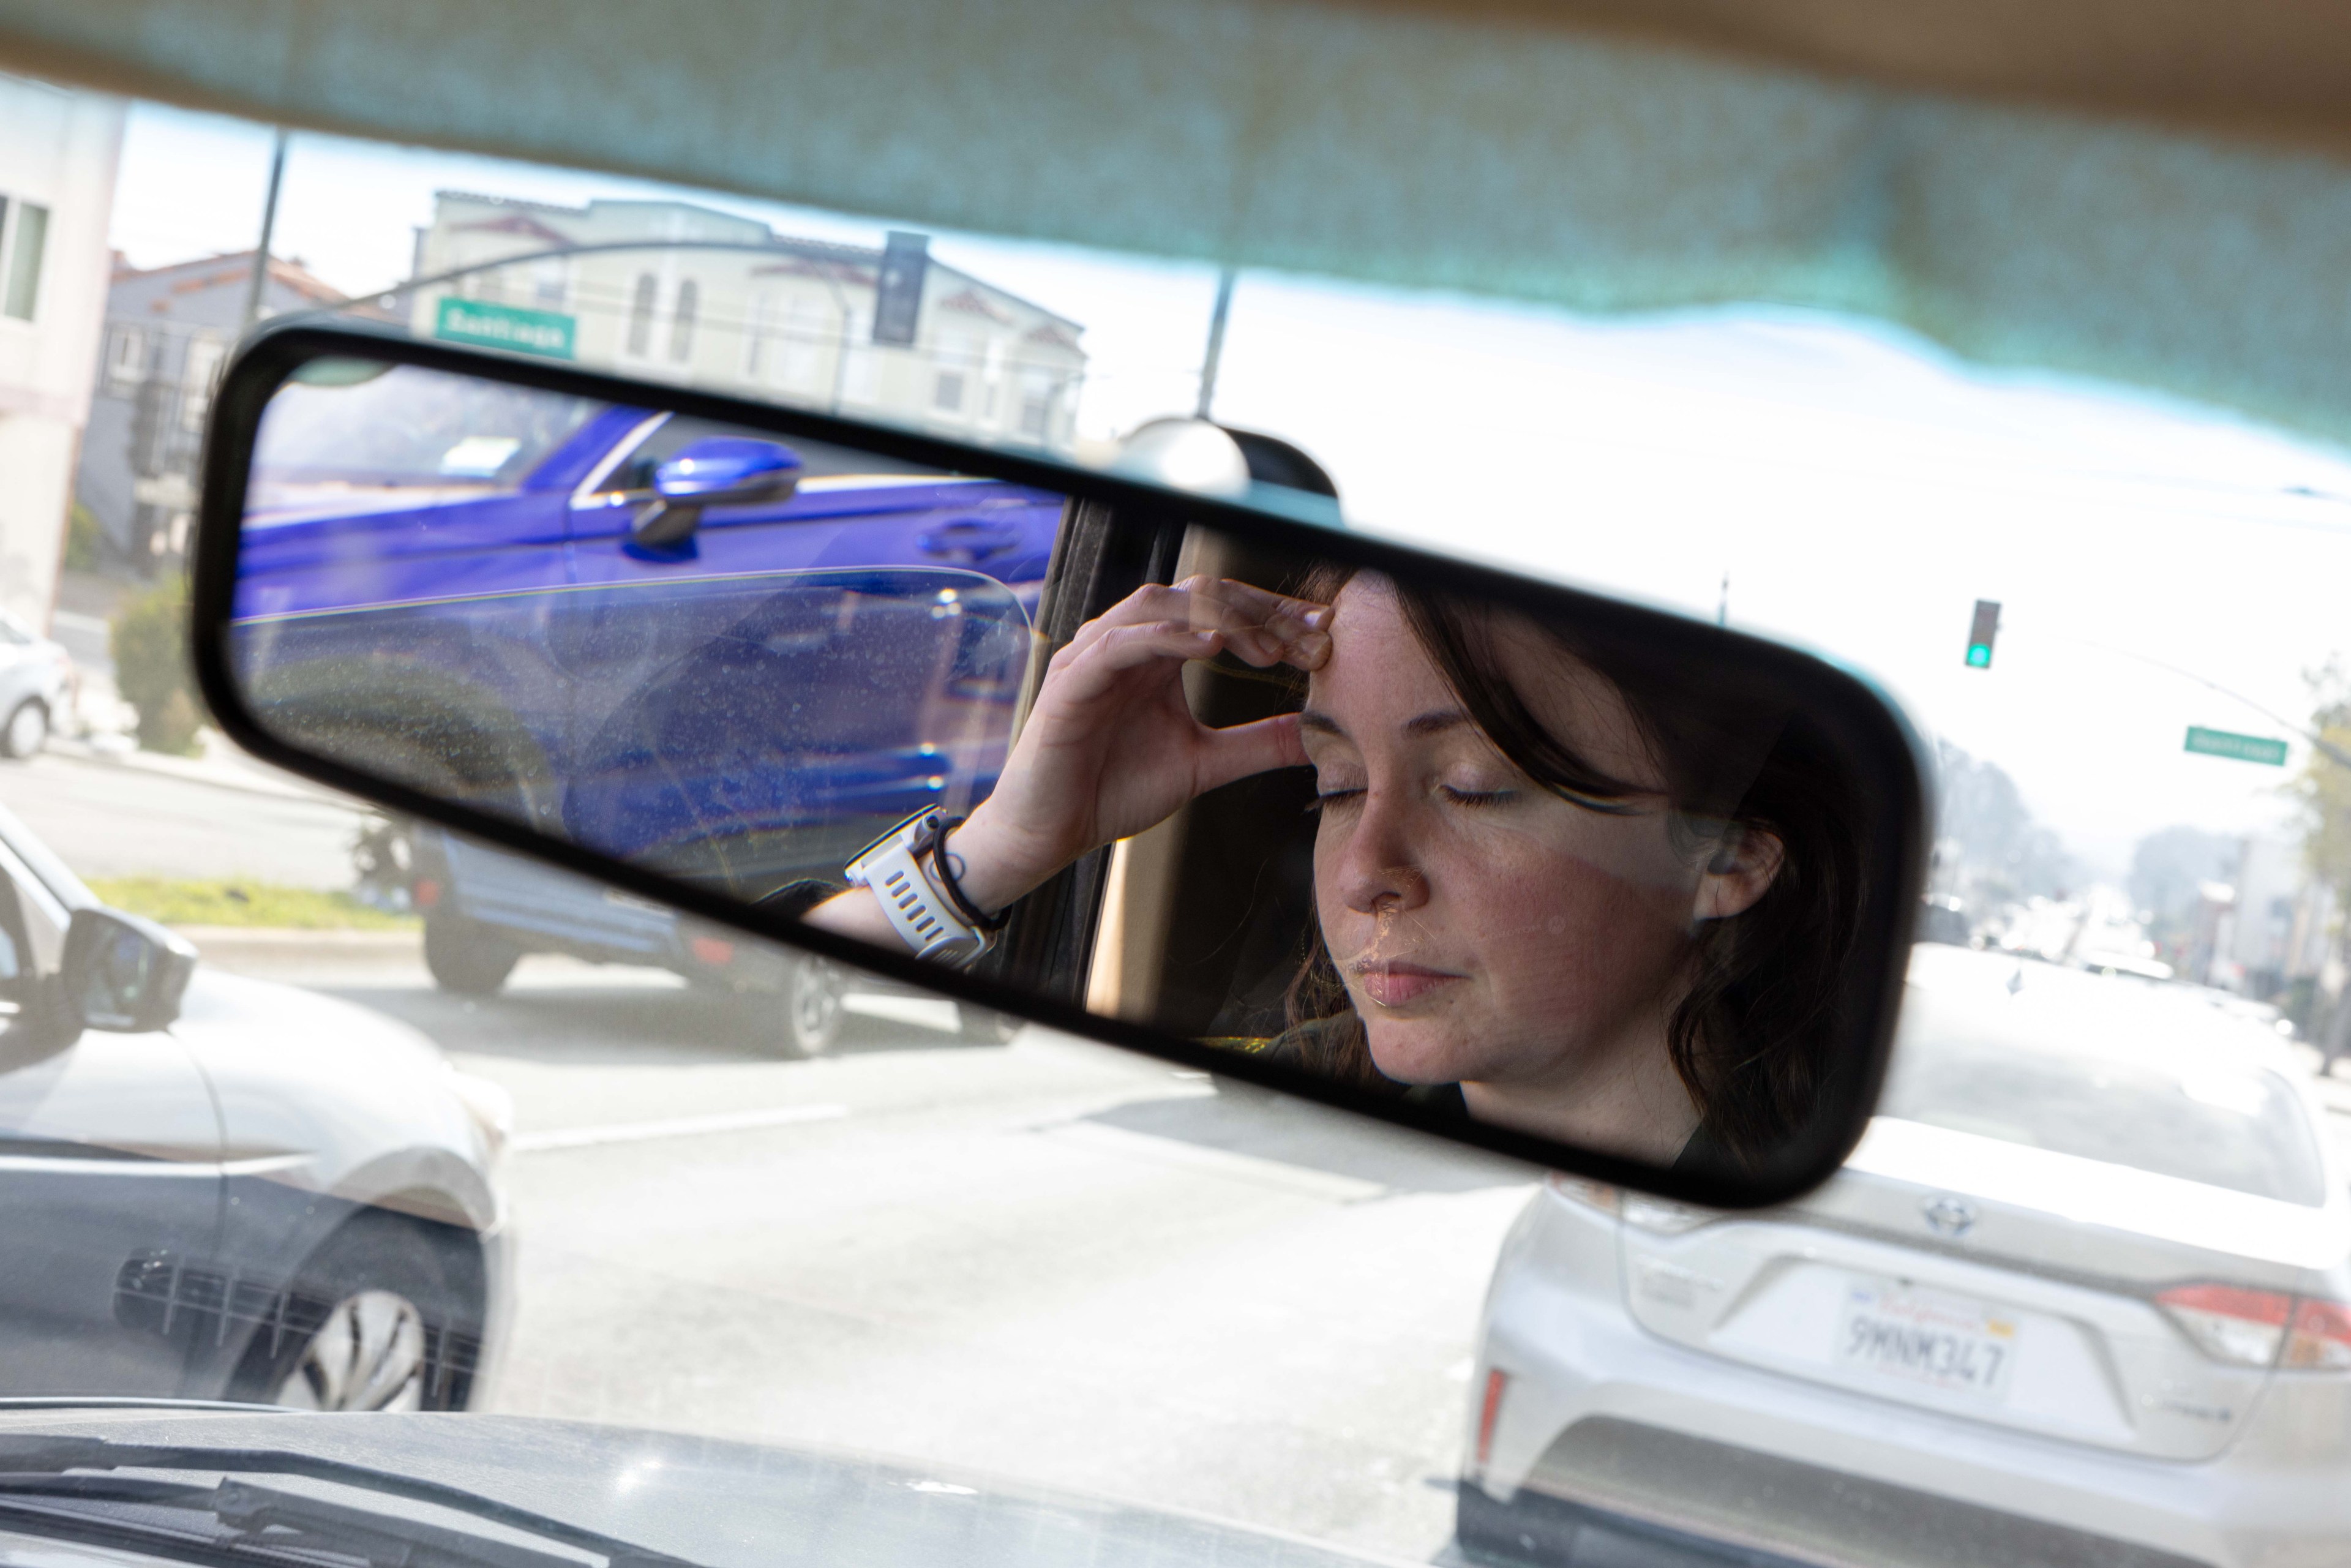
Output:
top-left (176, 925), bottom-right (421, 969)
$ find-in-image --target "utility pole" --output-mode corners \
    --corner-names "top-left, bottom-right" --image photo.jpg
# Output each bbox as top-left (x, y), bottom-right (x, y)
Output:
top-left (239, 128), bottom-right (291, 332)
top-left (1194, 266), bottom-right (1237, 421)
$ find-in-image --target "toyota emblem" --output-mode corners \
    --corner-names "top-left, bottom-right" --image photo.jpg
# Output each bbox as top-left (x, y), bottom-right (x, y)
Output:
top-left (1921, 1196), bottom-right (1977, 1238)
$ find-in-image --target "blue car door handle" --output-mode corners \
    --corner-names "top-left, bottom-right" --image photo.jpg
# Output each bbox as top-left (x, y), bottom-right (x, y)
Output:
top-left (918, 519), bottom-right (1024, 562)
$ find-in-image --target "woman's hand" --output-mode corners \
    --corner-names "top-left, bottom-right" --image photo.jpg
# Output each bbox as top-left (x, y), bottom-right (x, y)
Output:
top-left (943, 576), bottom-right (1332, 913)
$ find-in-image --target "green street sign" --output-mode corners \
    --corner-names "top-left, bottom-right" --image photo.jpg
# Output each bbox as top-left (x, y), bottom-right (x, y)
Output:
top-left (435, 297), bottom-right (576, 359)
top-left (2183, 726), bottom-right (2290, 767)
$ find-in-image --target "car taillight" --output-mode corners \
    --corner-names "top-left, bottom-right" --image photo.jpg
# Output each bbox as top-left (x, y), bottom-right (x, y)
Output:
top-left (1542, 1172), bottom-right (1716, 1234)
top-left (2284, 1299), bottom-right (2351, 1371)
top-left (2158, 1285), bottom-right (2293, 1367)
top-left (690, 935), bottom-right (735, 966)
top-left (414, 877), bottom-right (441, 909)
top-left (1473, 1368), bottom-right (1508, 1469)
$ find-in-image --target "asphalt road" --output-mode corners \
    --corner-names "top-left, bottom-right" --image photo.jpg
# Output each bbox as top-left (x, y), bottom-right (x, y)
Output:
top-left (203, 939), bottom-right (1536, 1562)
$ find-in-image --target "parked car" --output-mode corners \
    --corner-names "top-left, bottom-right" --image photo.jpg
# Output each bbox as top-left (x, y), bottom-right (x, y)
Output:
top-left (0, 609), bottom-right (73, 759)
top-left (408, 822), bottom-right (1018, 1052)
top-left (0, 799), bottom-right (512, 1410)
top-left (1461, 942), bottom-right (2351, 1567)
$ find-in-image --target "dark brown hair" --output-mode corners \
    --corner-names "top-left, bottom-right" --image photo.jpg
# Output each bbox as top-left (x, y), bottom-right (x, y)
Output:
top-left (1281, 565), bottom-right (1868, 1166)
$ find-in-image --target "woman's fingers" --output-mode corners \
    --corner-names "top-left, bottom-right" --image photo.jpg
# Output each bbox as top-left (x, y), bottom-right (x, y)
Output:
top-left (1045, 620), bottom-right (1223, 705)
top-left (1065, 579), bottom-right (1332, 669)
top-left (1193, 711), bottom-right (1310, 794)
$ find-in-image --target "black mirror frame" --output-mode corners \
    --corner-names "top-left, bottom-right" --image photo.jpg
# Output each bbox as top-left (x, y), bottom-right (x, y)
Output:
top-left (190, 320), bottom-right (1931, 1209)
top-left (64, 907), bottom-right (198, 1035)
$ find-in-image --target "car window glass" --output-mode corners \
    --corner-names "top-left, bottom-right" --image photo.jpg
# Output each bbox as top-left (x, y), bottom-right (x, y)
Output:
top-left (250, 361), bottom-right (603, 495)
top-left (1881, 1002), bottom-right (2326, 1204)
top-left (591, 415), bottom-right (942, 495)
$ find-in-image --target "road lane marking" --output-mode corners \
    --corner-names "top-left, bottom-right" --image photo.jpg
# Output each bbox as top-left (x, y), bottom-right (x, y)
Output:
top-left (512, 1102), bottom-right (850, 1153)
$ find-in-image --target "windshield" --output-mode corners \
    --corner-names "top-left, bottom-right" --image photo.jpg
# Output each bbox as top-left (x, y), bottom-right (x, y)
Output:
top-left (16, 72), bottom-right (2351, 1568)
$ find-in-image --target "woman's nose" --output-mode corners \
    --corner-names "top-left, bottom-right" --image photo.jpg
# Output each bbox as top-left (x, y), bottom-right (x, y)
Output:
top-left (1335, 792), bottom-right (1430, 915)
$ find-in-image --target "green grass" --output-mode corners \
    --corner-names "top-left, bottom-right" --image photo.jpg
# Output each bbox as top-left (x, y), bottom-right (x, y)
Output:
top-left (84, 879), bottom-right (419, 931)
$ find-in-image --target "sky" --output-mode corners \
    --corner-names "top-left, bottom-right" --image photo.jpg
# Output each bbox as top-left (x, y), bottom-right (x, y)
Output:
top-left (113, 102), bottom-right (2351, 883)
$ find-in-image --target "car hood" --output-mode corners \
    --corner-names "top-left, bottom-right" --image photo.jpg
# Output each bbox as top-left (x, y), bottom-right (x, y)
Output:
top-left (0, 1406), bottom-right (1397, 1568)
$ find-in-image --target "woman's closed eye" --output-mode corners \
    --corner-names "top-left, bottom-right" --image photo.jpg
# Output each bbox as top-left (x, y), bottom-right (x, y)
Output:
top-left (1438, 785), bottom-right (1515, 807)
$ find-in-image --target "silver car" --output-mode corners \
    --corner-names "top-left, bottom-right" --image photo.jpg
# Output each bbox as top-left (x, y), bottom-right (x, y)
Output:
top-left (0, 801), bottom-right (514, 1409)
top-left (0, 610), bottom-right (71, 758)
top-left (1462, 943), bottom-right (2350, 1568)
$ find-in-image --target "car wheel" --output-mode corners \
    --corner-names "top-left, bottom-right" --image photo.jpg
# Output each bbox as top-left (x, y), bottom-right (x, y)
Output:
top-left (422, 909), bottom-right (521, 996)
top-left (228, 1216), bottom-right (476, 1412)
top-left (784, 956), bottom-right (845, 1056)
top-left (0, 699), bottom-right (47, 760)
top-left (956, 1004), bottom-right (1020, 1044)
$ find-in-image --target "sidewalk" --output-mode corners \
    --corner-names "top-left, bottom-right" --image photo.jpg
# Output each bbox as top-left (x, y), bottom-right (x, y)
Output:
top-left (43, 732), bottom-right (353, 807)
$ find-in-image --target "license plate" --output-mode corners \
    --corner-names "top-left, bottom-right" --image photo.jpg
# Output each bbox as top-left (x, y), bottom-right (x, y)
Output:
top-left (1835, 1280), bottom-right (2018, 1401)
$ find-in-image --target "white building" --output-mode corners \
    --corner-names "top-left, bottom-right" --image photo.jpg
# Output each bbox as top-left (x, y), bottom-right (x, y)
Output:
top-left (409, 193), bottom-right (1087, 449)
top-left (0, 76), bottom-right (123, 628)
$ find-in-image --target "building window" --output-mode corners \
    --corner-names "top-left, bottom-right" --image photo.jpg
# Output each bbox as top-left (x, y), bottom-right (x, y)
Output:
top-left (934, 331), bottom-right (980, 415)
top-left (180, 336), bottom-right (227, 432)
top-left (1018, 372), bottom-right (1058, 440)
top-left (626, 274), bottom-right (658, 356)
top-left (2, 200), bottom-right (48, 322)
top-left (669, 279), bottom-right (699, 362)
top-left (532, 257), bottom-right (568, 309)
top-left (105, 327), bottom-right (147, 393)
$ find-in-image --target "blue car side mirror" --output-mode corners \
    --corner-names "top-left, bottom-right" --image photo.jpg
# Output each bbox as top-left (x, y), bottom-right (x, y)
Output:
top-left (634, 438), bottom-right (804, 547)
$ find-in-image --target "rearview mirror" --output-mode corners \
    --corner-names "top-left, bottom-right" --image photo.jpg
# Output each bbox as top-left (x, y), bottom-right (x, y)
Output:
top-left (191, 325), bottom-right (1928, 1206)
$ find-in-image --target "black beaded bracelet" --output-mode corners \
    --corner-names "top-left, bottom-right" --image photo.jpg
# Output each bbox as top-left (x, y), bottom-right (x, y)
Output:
top-left (927, 815), bottom-right (1011, 933)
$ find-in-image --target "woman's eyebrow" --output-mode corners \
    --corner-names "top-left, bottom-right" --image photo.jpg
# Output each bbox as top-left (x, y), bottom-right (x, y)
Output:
top-left (1299, 709), bottom-right (1474, 738)
top-left (1402, 709), bottom-right (1473, 737)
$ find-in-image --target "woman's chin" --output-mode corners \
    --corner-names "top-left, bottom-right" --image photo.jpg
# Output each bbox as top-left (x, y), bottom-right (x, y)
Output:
top-left (1364, 1021), bottom-right (1485, 1087)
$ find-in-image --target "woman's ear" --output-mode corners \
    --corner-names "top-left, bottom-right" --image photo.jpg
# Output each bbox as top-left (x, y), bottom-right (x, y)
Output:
top-left (1692, 827), bottom-right (1785, 921)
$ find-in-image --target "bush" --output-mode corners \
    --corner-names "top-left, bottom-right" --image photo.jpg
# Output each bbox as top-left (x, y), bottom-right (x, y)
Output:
top-left (62, 503), bottom-right (103, 572)
top-left (110, 576), bottom-right (203, 756)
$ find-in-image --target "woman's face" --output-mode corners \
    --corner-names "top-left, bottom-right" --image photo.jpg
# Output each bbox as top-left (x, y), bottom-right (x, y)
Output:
top-left (1300, 577), bottom-right (1712, 1090)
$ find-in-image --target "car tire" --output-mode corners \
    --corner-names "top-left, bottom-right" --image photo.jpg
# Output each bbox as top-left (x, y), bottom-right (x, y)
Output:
top-left (956, 1004), bottom-right (1020, 1044)
top-left (0, 699), bottom-right (47, 760)
top-left (422, 909), bottom-right (522, 996)
top-left (227, 1215), bottom-right (477, 1412)
top-left (784, 956), bottom-right (845, 1056)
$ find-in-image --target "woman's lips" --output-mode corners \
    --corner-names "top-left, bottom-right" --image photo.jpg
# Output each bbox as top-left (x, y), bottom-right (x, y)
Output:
top-left (1354, 962), bottom-right (1465, 1008)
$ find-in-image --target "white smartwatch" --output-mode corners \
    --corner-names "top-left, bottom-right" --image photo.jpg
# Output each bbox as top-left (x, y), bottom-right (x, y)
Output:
top-left (844, 809), bottom-right (1003, 966)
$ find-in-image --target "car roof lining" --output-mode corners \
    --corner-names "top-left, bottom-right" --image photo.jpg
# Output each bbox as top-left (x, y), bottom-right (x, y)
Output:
top-left (9, 1), bottom-right (2351, 445)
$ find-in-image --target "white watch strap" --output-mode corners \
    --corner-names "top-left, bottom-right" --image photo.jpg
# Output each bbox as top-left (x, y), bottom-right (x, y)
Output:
top-left (846, 816), bottom-right (986, 966)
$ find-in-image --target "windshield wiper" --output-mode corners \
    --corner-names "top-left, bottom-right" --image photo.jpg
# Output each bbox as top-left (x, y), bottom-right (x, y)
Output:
top-left (0, 1436), bottom-right (697, 1568)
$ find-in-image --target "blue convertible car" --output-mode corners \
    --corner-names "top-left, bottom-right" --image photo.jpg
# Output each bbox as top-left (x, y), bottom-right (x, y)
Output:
top-left (230, 360), bottom-right (1063, 1030)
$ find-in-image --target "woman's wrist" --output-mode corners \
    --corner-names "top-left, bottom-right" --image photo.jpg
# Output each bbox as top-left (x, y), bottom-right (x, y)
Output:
top-left (939, 805), bottom-right (1059, 918)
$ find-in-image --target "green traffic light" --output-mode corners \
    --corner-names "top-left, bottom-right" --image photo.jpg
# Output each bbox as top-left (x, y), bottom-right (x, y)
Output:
top-left (1966, 644), bottom-right (1992, 667)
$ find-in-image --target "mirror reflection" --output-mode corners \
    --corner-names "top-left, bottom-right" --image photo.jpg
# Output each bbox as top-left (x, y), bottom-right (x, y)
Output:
top-left (226, 354), bottom-right (1893, 1180)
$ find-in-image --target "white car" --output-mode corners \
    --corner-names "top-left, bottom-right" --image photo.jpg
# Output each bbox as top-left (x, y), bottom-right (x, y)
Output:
top-left (0, 610), bottom-right (72, 758)
top-left (1462, 943), bottom-right (2350, 1568)
top-left (0, 800), bottom-right (513, 1410)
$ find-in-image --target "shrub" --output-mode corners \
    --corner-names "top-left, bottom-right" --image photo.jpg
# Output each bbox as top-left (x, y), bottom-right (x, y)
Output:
top-left (62, 503), bottom-right (103, 572)
top-left (110, 576), bottom-right (203, 756)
